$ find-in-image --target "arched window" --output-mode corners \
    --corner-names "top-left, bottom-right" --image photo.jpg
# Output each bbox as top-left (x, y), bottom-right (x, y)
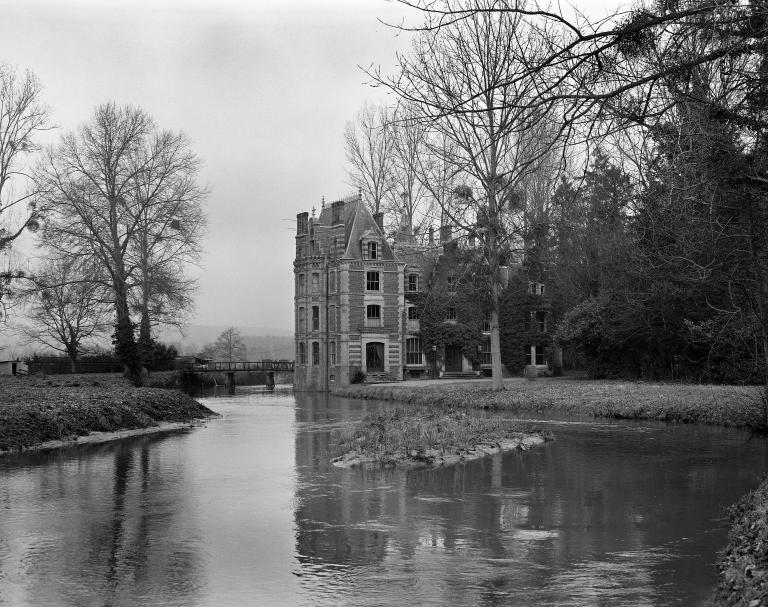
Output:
top-left (298, 342), bottom-right (306, 364)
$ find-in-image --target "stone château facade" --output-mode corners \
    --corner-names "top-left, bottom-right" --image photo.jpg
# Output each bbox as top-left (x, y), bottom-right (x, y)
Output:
top-left (294, 194), bottom-right (552, 391)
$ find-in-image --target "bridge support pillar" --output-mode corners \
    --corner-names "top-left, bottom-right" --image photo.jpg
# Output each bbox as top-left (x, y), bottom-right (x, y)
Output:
top-left (226, 371), bottom-right (236, 395)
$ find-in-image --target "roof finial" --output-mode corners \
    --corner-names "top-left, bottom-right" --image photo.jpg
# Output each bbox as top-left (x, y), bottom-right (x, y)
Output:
top-left (311, 206), bottom-right (316, 218)
top-left (321, 195), bottom-right (325, 208)
top-left (358, 187), bottom-right (362, 201)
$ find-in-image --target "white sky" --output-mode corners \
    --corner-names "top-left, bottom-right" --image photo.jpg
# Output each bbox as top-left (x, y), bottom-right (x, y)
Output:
top-left (0, 0), bottom-right (616, 336)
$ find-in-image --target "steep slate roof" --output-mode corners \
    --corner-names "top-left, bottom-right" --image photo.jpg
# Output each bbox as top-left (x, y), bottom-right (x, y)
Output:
top-left (340, 199), bottom-right (397, 261)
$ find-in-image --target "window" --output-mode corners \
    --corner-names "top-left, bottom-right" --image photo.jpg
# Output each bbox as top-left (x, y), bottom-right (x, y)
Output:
top-left (447, 275), bottom-right (455, 291)
top-left (535, 345), bottom-right (545, 366)
top-left (298, 307), bottom-right (305, 331)
top-left (408, 274), bottom-right (419, 292)
top-left (310, 240), bottom-right (316, 254)
top-left (446, 307), bottom-right (456, 321)
top-left (312, 273), bottom-right (319, 293)
top-left (367, 241), bottom-right (378, 260)
top-left (407, 306), bottom-right (420, 320)
top-left (298, 342), bottom-right (306, 364)
top-left (481, 339), bottom-right (492, 365)
top-left (312, 342), bottom-right (320, 365)
top-left (312, 306), bottom-right (319, 331)
top-left (329, 306), bottom-right (336, 331)
top-left (366, 304), bottom-right (381, 320)
top-left (366, 271), bottom-right (380, 291)
top-left (329, 271), bottom-right (336, 292)
top-left (406, 337), bottom-right (423, 365)
top-left (536, 311), bottom-right (547, 332)
top-left (529, 282), bottom-right (545, 295)
top-left (330, 341), bottom-right (336, 365)
top-left (482, 315), bottom-right (491, 332)
top-left (298, 274), bottom-right (305, 295)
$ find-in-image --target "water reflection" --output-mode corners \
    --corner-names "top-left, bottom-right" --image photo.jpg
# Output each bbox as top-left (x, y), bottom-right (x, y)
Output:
top-left (292, 392), bottom-right (768, 606)
top-left (0, 390), bottom-right (765, 606)
top-left (0, 432), bottom-right (204, 606)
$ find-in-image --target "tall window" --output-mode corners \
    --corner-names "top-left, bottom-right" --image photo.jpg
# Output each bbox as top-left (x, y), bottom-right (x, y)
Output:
top-left (482, 315), bottom-right (491, 332)
top-left (310, 240), bottom-right (316, 254)
top-left (366, 271), bottom-right (380, 291)
top-left (329, 306), bottom-right (336, 331)
top-left (312, 306), bottom-right (319, 331)
top-left (298, 274), bottom-right (306, 295)
top-left (406, 337), bottom-right (423, 365)
top-left (312, 273), bottom-right (319, 293)
top-left (446, 306), bottom-right (456, 321)
top-left (535, 345), bottom-right (545, 365)
top-left (366, 304), bottom-right (381, 327)
top-left (330, 341), bottom-right (336, 365)
top-left (366, 241), bottom-right (378, 260)
top-left (536, 311), bottom-right (546, 332)
top-left (407, 306), bottom-right (420, 320)
top-left (481, 339), bottom-right (492, 365)
top-left (298, 342), bottom-right (306, 364)
top-left (447, 275), bottom-right (455, 291)
top-left (312, 342), bottom-right (320, 365)
top-left (298, 307), bottom-right (305, 331)
top-left (408, 274), bottom-right (419, 292)
top-left (329, 271), bottom-right (336, 292)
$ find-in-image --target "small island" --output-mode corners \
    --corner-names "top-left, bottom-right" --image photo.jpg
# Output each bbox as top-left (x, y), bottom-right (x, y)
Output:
top-left (331, 406), bottom-right (551, 469)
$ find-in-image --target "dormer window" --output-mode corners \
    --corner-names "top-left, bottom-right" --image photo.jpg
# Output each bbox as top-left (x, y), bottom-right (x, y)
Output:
top-left (367, 241), bottom-right (378, 260)
top-left (529, 282), bottom-right (545, 295)
top-left (408, 274), bottom-right (419, 292)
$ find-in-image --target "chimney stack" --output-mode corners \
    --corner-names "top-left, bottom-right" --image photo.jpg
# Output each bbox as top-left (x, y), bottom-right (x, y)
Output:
top-left (373, 212), bottom-right (384, 233)
top-left (428, 226), bottom-right (434, 245)
top-left (440, 224), bottom-right (451, 244)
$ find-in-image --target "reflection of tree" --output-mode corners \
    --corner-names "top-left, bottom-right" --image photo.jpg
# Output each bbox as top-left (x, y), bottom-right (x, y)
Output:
top-left (0, 432), bottom-right (205, 605)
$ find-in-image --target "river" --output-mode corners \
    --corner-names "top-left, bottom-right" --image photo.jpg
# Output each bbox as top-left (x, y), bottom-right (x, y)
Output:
top-left (0, 388), bottom-right (766, 606)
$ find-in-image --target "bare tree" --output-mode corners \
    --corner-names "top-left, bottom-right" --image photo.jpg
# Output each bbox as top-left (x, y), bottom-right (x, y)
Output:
top-left (344, 102), bottom-right (396, 215)
top-left (213, 327), bottom-right (246, 363)
top-left (20, 256), bottom-right (110, 372)
top-left (36, 103), bottom-right (207, 383)
top-left (382, 2), bottom-right (565, 388)
top-left (126, 129), bottom-right (207, 363)
top-left (0, 64), bottom-right (48, 321)
top-left (387, 104), bottom-right (433, 242)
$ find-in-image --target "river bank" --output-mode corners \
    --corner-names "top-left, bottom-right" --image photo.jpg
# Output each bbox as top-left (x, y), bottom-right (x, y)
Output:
top-left (0, 373), bottom-right (217, 454)
top-left (331, 406), bottom-right (550, 469)
top-left (333, 377), bottom-right (764, 428)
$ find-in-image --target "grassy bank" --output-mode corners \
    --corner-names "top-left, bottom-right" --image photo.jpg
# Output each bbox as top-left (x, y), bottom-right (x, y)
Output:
top-left (712, 475), bottom-right (768, 605)
top-left (333, 378), bottom-right (764, 428)
top-left (0, 373), bottom-right (216, 453)
top-left (331, 406), bottom-right (550, 468)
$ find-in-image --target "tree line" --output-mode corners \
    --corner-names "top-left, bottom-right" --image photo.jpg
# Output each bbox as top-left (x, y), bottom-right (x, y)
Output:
top-left (343, 0), bottom-right (768, 403)
top-left (0, 67), bottom-right (206, 382)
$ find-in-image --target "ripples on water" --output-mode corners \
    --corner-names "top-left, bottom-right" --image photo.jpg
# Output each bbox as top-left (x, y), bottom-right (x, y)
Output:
top-left (0, 387), bottom-right (766, 606)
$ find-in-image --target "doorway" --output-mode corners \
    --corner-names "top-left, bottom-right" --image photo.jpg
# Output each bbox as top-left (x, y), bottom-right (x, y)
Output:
top-left (365, 342), bottom-right (385, 372)
top-left (445, 345), bottom-right (463, 372)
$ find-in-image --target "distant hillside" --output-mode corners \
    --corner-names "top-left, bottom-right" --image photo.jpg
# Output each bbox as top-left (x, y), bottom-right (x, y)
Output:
top-left (159, 325), bottom-right (294, 359)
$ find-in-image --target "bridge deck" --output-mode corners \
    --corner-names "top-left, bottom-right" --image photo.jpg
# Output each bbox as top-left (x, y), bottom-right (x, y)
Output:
top-left (183, 360), bottom-right (294, 373)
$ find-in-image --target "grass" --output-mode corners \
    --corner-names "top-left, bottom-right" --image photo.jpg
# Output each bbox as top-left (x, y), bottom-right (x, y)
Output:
top-left (712, 474), bottom-right (768, 606)
top-left (0, 373), bottom-right (216, 452)
top-left (333, 377), bottom-right (765, 428)
top-left (331, 406), bottom-right (550, 467)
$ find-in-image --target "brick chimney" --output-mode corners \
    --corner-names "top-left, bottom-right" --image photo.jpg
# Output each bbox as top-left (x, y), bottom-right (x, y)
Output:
top-left (440, 224), bottom-right (451, 243)
top-left (428, 226), bottom-right (434, 245)
top-left (373, 212), bottom-right (384, 233)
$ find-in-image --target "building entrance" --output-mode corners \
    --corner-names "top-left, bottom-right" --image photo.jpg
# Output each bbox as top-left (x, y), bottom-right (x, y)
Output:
top-left (445, 345), bottom-right (463, 372)
top-left (365, 342), bottom-right (385, 372)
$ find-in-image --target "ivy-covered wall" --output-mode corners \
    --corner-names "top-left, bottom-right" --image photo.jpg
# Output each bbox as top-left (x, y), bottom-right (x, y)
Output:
top-left (499, 273), bottom-right (555, 371)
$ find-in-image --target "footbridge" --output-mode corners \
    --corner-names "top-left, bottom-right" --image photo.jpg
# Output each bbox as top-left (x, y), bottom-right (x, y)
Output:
top-left (181, 359), bottom-right (294, 393)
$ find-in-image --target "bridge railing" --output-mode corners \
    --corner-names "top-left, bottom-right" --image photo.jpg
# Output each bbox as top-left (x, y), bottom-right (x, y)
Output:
top-left (183, 360), bottom-right (295, 373)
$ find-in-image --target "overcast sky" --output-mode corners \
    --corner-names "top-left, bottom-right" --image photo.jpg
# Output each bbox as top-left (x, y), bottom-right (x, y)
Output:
top-left (1, 0), bottom-right (614, 338)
